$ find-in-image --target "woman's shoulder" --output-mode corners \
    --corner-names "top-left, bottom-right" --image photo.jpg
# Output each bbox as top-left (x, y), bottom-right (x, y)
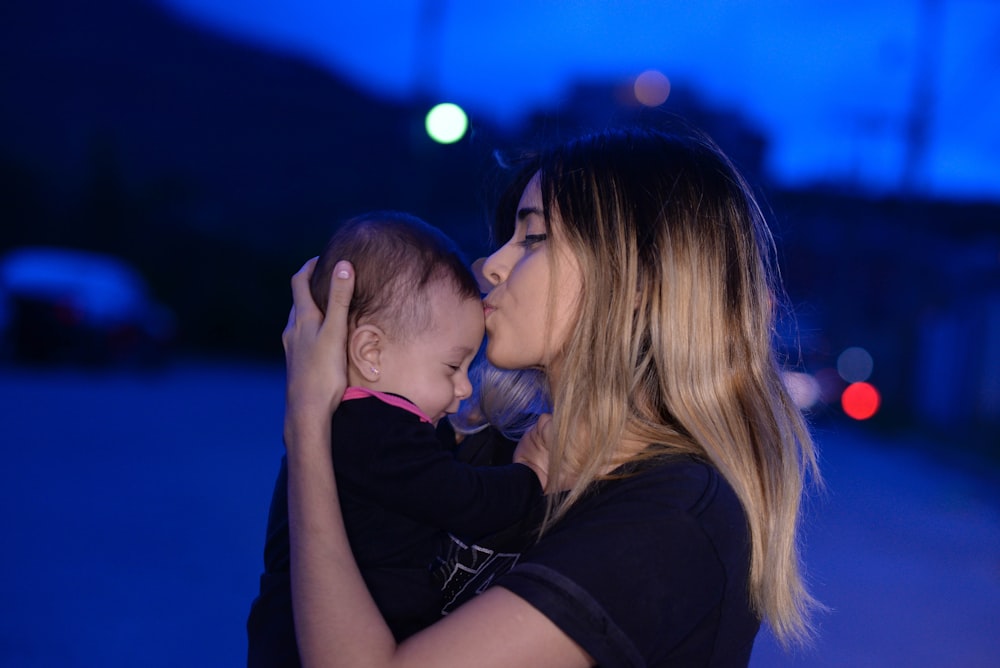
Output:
top-left (592, 454), bottom-right (742, 520)
top-left (533, 453), bottom-right (750, 582)
top-left (556, 454), bottom-right (752, 574)
top-left (499, 455), bottom-right (757, 667)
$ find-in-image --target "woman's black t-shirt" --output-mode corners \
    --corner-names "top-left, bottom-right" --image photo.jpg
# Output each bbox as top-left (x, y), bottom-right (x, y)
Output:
top-left (437, 455), bottom-right (760, 667)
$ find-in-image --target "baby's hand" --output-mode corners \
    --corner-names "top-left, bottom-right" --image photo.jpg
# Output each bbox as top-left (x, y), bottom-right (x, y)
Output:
top-left (513, 414), bottom-right (553, 492)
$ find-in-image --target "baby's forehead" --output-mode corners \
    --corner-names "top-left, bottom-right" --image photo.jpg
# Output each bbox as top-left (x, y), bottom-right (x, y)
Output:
top-left (421, 276), bottom-right (479, 306)
top-left (425, 287), bottom-right (484, 333)
top-left (427, 290), bottom-right (483, 325)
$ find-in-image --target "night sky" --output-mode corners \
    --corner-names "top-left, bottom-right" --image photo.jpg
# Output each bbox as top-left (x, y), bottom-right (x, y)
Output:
top-left (158, 0), bottom-right (1000, 201)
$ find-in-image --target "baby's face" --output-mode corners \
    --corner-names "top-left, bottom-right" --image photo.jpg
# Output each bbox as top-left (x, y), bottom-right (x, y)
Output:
top-left (375, 284), bottom-right (484, 424)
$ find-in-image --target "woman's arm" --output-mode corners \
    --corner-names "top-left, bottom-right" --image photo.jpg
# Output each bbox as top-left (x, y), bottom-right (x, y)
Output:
top-left (282, 259), bottom-right (592, 668)
top-left (283, 258), bottom-right (395, 665)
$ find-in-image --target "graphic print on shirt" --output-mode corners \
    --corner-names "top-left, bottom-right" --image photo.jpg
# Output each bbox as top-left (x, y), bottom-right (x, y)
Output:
top-left (433, 533), bottom-right (522, 614)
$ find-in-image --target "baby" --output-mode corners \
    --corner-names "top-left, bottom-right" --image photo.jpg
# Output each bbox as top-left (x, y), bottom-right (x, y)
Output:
top-left (247, 211), bottom-right (545, 667)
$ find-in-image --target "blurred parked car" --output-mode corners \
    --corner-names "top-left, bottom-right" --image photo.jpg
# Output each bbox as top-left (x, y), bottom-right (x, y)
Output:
top-left (0, 247), bottom-right (176, 366)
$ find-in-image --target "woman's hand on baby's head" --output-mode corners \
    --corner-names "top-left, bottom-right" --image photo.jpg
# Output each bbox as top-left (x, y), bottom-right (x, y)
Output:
top-left (514, 413), bottom-right (553, 492)
top-left (282, 258), bottom-right (355, 446)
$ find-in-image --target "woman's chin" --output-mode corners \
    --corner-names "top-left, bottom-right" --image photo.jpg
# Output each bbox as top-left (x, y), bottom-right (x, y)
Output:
top-left (484, 341), bottom-right (518, 371)
top-left (485, 345), bottom-right (544, 374)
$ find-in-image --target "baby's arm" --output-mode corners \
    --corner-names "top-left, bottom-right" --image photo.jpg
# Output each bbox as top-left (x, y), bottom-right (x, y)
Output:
top-left (344, 420), bottom-right (543, 538)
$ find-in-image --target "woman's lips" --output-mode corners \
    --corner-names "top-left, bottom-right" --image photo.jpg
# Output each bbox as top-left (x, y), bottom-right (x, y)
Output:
top-left (483, 301), bottom-right (496, 318)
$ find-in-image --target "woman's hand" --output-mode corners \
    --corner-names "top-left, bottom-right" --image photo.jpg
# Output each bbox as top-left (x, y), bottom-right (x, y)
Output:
top-left (282, 257), bottom-right (355, 450)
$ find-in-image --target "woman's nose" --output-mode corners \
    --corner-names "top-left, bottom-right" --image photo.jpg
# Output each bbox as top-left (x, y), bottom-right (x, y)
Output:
top-left (471, 258), bottom-right (494, 293)
top-left (479, 247), bottom-right (508, 288)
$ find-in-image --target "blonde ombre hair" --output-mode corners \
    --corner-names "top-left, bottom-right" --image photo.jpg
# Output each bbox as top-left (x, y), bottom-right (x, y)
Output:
top-left (493, 127), bottom-right (821, 648)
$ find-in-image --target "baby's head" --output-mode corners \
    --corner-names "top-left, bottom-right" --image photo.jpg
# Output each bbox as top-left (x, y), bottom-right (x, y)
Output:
top-left (311, 211), bottom-right (484, 423)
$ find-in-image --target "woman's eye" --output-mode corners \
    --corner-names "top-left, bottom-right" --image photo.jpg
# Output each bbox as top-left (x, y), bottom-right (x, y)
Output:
top-left (518, 233), bottom-right (548, 247)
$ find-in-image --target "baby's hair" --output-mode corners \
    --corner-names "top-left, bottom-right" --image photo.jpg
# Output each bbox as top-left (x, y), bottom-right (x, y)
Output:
top-left (310, 211), bottom-right (480, 339)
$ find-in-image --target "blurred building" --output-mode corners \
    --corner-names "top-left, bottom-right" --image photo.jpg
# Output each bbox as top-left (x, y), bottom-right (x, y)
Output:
top-left (774, 191), bottom-right (1000, 447)
top-left (2, 0), bottom-right (996, 449)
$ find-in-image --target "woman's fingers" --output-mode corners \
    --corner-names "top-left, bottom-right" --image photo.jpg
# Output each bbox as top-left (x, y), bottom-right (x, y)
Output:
top-left (291, 257), bottom-right (320, 319)
top-left (282, 257), bottom-right (357, 449)
top-left (282, 258), bottom-right (318, 349)
top-left (319, 260), bottom-right (354, 352)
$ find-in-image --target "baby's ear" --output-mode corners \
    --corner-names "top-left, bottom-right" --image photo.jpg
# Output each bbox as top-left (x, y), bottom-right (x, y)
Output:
top-left (350, 324), bottom-right (384, 383)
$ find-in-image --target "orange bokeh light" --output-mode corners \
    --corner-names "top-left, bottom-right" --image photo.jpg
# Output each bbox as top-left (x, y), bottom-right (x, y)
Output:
top-left (634, 69), bottom-right (671, 107)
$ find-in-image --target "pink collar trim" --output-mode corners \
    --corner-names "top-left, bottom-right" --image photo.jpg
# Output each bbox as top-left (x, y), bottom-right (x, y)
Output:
top-left (342, 386), bottom-right (433, 423)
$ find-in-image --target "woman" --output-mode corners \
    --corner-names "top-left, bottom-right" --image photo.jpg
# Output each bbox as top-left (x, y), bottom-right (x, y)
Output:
top-left (281, 127), bottom-right (820, 667)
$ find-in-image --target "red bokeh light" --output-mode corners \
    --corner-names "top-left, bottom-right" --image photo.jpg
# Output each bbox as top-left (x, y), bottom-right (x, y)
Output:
top-left (841, 382), bottom-right (880, 420)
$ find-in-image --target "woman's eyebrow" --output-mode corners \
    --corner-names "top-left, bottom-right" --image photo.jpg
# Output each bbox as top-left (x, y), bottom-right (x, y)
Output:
top-left (517, 206), bottom-right (542, 221)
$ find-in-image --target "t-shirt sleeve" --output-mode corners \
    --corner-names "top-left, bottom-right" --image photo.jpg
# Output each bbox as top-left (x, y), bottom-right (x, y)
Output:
top-left (496, 507), bottom-right (728, 667)
top-left (338, 416), bottom-right (542, 537)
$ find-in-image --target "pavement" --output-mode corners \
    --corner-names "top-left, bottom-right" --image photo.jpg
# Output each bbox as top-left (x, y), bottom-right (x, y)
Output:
top-left (0, 361), bottom-right (997, 667)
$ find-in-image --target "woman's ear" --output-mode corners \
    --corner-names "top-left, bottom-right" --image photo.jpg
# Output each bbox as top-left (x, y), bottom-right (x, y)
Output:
top-left (349, 324), bottom-right (384, 383)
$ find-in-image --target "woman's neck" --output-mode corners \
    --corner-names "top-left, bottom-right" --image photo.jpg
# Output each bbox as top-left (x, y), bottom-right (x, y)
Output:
top-left (601, 430), bottom-right (654, 474)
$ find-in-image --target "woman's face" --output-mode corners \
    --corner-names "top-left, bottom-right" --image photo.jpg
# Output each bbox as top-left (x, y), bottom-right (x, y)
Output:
top-left (480, 171), bottom-right (582, 375)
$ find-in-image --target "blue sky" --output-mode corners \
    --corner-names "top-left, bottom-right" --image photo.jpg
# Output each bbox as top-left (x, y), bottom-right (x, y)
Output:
top-left (158, 0), bottom-right (1000, 201)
